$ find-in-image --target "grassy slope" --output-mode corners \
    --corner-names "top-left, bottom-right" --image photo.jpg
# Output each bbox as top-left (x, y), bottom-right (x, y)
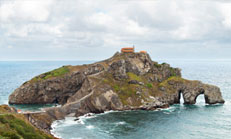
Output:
top-left (0, 105), bottom-right (55, 139)
top-left (158, 76), bottom-right (201, 94)
top-left (31, 66), bottom-right (70, 82)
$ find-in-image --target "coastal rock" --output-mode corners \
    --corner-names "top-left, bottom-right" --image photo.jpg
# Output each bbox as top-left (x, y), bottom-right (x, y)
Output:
top-left (9, 64), bottom-right (104, 105)
top-left (157, 77), bottom-right (225, 105)
top-left (8, 52), bottom-right (225, 132)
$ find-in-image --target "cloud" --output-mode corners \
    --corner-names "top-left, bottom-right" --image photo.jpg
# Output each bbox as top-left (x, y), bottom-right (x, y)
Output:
top-left (0, 0), bottom-right (231, 60)
top-left (0, 0), bottom-right (53, 22)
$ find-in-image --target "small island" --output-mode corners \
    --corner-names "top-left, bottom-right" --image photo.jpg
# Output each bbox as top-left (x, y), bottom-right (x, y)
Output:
top-left (2, 49), bottom-right (225, 137)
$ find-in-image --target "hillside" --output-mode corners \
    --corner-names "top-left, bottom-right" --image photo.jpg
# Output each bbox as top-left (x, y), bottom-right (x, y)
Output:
top-left (0, 105), bottom-right (56, 139)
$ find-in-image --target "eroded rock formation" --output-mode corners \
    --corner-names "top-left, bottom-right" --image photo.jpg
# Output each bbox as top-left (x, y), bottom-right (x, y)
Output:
top-left (8, 52), bottom-right (225, 133)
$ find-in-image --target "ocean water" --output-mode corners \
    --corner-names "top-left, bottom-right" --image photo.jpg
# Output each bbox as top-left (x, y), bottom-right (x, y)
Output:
top-left (0, 60), bottom-right (231, 139)
top-left (0, 61), bottom-right (93, 110)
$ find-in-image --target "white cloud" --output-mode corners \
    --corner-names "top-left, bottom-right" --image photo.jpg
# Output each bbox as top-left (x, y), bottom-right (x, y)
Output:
top-left (220, 3), bottom-right (231, 28)
top-left (0, 0), bottom-right (53, 22)
top-left (1, 0), bottom-right (231, 60)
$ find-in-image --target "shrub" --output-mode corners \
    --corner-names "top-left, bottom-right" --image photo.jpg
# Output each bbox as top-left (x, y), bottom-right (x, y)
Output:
top-left (170, 68), bottom-right (176, 76)
top-left (127, 72), bottom-right (142, 81)
top-left (146, 83), bottom-right (153, 88)
top-left (154, 63), bottom-right (161, 68)
top-left (1, 131), bottom-right (21, 139)
top-left (113, 85), bottom-right (120, 91)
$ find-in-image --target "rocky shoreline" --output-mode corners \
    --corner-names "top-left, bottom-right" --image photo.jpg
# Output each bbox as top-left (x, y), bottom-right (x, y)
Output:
top-left (7, 52), bottom-right (225, 136)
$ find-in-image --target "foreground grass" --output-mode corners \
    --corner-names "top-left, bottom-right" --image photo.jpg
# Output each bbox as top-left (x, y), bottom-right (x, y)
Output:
top-left (0, 105), bottom-right (55, 139)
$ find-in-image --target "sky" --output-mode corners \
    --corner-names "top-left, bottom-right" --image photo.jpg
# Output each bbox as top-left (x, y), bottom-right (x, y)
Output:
top-left (0, 0), bottom-right (231, 61)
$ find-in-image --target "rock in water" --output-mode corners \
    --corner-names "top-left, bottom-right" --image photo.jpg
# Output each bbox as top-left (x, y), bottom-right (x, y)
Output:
top-left (8, 52), bottom-right (225, 130)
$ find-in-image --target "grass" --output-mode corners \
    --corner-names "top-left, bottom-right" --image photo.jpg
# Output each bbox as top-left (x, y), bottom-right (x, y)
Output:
top-left (32, 66), bottom-right (70, 82)
top-left (127, 72), bottom-right (142, 81)
top-left (102, 73), bottom-right (143, 106)
top-left (118, 83), bottom-right (141, 106)
top-left (157, 76), bottom-right (187, 95)
top-left (101, 69), bottom-right (184, 106)
top-left (102, 72), bottom-right (164, 106)
top-left (159, 76), bottom-right (180, 87)
top-left (102, 72), bottom-right (179, 105)
top-left (0, 114), bottom-right (53, 139)
top-left (146, 83), bottom-right (153, 88)
top-left (113, 85), bottom-right (120, 92)
top-left (0, 105), bottom-right (54, 139)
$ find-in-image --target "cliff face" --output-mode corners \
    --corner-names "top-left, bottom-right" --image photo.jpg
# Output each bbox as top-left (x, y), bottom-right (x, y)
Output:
top-left (8, 52), bottom-right (225, 130)
top-left (9, 52), bottom-right (182, 105)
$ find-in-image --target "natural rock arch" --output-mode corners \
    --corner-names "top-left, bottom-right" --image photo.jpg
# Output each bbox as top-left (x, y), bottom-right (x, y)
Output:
top-left (177, 88), bottom-right (204, 104)
top-left (175, 83), bottom-right (224, 105)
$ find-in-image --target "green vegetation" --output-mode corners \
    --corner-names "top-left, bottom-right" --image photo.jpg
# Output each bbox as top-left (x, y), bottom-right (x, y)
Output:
top-left (32, 66), bottom-right (70, 82)
top-left (170, 67), bottom-right (177, 76)
top-left (153, 62), bottom-right (161, 68)
top-left (0, 105), bottom-right (54, 139)
top-left (146, 83), bottom-right (153, 88)
top-left (113, 85), bottom-right (120, 92)
top-left (102, 72), bottom-right (162, 106)
top-left (159, 76), bottom-right (184, 87)
top-left (102, 73), bottom-right (143, 106)
top-left (117, 83), bottom-right (140, 105)
top-left (42, 66), bottom-right (70, 79)
top-left (0, 114), bottom-right (53, 139)
top-left (102, 71), bottom-right (185, 106)
top-left (157, 76), bottom-right (187, 95)
top-left (127, 72), bottom-right (142, 81)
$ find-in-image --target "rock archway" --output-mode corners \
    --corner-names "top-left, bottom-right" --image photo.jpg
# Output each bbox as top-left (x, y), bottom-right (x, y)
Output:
top-left (172, 80), bottom-right (225, 105)
top-left (179, 88), bottom-right (205, 104)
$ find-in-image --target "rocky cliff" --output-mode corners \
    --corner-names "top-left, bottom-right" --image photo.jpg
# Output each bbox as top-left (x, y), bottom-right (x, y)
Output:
top-left (8, 52), bottom-right (225, 133)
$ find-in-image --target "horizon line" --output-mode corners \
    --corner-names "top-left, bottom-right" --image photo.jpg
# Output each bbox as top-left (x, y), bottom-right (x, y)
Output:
top-left (1, 58), bottom-right (231, 62)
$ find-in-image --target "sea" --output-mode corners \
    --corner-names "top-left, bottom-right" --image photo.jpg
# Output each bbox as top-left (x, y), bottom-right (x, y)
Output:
top-left (0, 60), bottom-right (230, 139)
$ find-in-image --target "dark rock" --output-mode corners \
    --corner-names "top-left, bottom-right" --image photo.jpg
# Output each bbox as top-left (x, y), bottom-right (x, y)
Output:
top-left (74, 118), bottom-right (79, 121)
top-left (128, 80), bottom-right (144, 85)
top-left (9, 72), bottom-right (86, 105)
top-left (108, 60), bottom-right (127, 80)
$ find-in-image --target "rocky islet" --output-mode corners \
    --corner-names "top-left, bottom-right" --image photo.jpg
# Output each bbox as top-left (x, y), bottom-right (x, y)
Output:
top-left (7, 52), bottom-right (225, 135)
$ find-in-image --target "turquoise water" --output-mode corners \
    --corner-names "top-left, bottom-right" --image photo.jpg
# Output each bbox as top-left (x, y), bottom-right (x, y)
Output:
top-left (0, 60), bottom-right (231, 139)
